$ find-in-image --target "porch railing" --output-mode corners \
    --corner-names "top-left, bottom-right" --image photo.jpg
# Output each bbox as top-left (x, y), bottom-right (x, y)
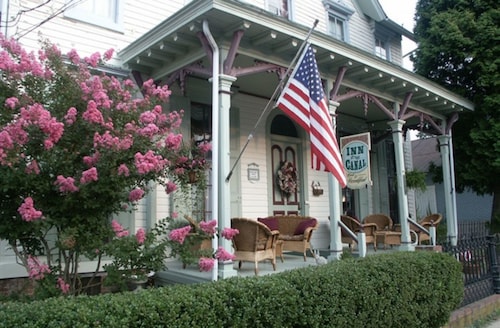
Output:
top-left (338, 220), bottom-right (367, 257)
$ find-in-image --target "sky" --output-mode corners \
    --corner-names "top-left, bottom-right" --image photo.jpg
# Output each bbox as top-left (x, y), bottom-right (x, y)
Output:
top-left (378, 0), bottom-right (418, 70)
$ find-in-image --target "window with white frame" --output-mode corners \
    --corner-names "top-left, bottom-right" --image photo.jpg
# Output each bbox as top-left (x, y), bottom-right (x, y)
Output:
top-left (375, 38), bottom-right (388, 59)
top-left (328, 15), bottom-right (346, 41)
top-left (374, 22), bottom-right (395, 62)
top-left (65, 0), bottom-right (123, 32)
top-left (267, 0), bottom-right (290, 19)
top-left (324, 0), bottom-right (354, 42)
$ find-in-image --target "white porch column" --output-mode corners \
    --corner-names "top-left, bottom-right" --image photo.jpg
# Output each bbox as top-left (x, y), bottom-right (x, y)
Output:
top-left (438, 134), bottom-right (458, 246)
top-left (327, 100), bottom-right (343, 261)
top-left (388, 119), bottom-right (414, 251)
top-left (217, 74), bottom-right (238, 278)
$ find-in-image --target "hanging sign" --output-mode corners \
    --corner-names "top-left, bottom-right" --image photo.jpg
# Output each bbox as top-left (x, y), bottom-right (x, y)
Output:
top-left (340, 132), bottom-right (371, 189)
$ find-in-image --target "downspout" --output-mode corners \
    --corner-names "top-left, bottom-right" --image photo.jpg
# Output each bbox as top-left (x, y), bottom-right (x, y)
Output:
top-left (202, 20), bottom-right (219, 281)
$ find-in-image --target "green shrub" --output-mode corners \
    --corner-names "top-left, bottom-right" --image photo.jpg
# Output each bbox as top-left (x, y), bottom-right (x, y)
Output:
top-left (0, 251), bottom-right (463, 328)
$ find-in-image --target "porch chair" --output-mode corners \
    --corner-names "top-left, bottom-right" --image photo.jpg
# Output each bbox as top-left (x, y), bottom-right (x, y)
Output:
top-left (393, 214), bottom-right (442, 245)
top-left (230, 218), bottom-right (280, 275)
top-left (363, 214), bottom-right (395, 249)
top-left (340, 215), bottom-right (378, 251)
top-left (363, 214), bottom-right (393, 231)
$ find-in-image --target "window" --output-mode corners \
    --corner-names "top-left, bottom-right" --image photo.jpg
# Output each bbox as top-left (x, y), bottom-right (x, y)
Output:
top-left (65, 0), bottom-right (123, 32)
top-left (324, 0), bottom-right (354, 42)
top-left (267, 0), bottom-right (290, 19)
top-left (374, 22), bottom-right (395, 61)
top-left (375, 38), bottom-right (388, 59)
top-left (328, 15), bottom-right (346, 41)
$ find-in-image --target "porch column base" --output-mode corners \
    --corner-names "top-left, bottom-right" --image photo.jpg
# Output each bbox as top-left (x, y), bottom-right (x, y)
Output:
top-left (398, 242), bottom-right (415, 252)
top-left (218, 261), bottom-right (237, 279)
top-left (327, 249), bottom-right (343, 261)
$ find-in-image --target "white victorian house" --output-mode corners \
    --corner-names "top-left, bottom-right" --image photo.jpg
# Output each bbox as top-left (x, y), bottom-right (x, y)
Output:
top-left (0, 0), bottom-right (473, 281)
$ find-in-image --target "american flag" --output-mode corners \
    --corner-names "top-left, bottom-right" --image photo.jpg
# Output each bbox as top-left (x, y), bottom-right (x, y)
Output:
top-left (276, 44), bottom-right (346, 188)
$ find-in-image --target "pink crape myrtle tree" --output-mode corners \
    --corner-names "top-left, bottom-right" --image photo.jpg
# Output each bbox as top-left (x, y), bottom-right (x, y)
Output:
top-left (0, 35), bottom-right (189, 297)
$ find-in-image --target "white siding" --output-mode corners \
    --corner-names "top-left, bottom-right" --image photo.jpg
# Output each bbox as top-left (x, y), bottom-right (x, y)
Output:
top-left (6, 0), bottom-right (182, 59)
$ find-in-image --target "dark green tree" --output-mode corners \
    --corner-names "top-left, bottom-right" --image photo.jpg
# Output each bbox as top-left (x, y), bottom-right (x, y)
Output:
top-left (412, 0), bottom-right (500, 228)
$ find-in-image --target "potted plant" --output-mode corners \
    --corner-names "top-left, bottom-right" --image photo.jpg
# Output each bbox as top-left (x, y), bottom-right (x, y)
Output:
top-left (103, 220), bottom-right (168, 291)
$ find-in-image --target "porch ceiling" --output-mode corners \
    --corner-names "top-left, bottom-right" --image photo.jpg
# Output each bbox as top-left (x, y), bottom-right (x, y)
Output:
top-left (119, 0), bottom-right (473, 135)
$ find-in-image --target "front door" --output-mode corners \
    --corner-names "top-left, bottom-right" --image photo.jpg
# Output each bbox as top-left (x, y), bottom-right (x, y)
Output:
top-left (271, 139), bottom-right (301, 215)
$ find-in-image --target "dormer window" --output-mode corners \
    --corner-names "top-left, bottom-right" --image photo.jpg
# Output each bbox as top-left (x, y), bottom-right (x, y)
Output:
top-left (323, 0), bottom-right (354, 42)
top-left (374, 22), bottom-right (398, 62)
top-left (375, 38), bottom-right (388, 59)
top-left (267, 0), bottom-right (290, 19)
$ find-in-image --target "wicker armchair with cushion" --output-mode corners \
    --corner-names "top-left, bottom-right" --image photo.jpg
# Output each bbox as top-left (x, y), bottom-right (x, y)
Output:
top-left (258, 216), bottom-right (318, 261)
top-left (230, 218), bottom-right (279, 275)
top-left (340, 215), bottom-right (378, 251)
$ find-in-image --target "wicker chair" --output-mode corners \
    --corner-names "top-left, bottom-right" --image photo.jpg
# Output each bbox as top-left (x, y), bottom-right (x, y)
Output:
top-left (363, 214), bottom-right (394, 231)
top-left (414, 213), bottom-right (442, 244)
top-left (363, 214), bottom-right (394, 249)
top-left (393, 214), bottom-right (442, 245)
top-left (340, 215), bottom-right (378, 251)
top-left (230, 218), bottom-right (279, 275)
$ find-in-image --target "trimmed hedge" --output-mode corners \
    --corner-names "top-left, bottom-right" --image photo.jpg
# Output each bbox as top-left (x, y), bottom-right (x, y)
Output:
top-left (0, 251), bottom-right (462, 328)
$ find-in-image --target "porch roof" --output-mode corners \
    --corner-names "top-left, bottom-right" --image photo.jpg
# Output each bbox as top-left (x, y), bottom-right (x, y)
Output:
top-left (119, 0), bottom-right (473, 132)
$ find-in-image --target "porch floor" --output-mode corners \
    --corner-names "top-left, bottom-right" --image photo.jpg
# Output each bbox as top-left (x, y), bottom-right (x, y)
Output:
top-left (155, 246), bottom-right (399, 286)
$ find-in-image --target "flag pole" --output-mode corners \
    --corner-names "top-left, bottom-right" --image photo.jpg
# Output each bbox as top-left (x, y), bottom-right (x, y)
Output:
top-left (225, 19), bottom-right (319, 182)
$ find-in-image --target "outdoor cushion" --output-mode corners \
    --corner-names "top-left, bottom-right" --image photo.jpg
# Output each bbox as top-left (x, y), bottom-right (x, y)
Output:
top-left (294, 218), bottom-right (317, 235)
top-left (279, 234), bottom-right (304, 241)
top-left (258, 217), bottom-right (279, 231)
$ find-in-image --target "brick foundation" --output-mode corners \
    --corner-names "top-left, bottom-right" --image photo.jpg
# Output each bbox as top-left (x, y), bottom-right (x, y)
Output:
top-left (443, 294), bottom-right (500, 328)
top-left (0, 277), bottom-right (35, 298)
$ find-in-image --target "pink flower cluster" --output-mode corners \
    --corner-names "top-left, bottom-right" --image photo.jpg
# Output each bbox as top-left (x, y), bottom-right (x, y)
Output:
top-left (118, 164), bottom-right (130, 176)
top-left (221, 227), bottom-right (239, 240)
top-left (199, 220), bottom-right (217, 235)
top-left (111, 220), bottom-right (129, 237)
top-left (27, 256), bottom-right (51, 280)
top-left (142, 79), bottom-right (172, 102)
top-left (57, 277), bottom-right (70, 294)
top-left (135, 228), bottom-right (146, 245)
top-left (164, 133), bottom-right (183, 150)
top-left (168, 225), bottom-right (192, 244)
top-left (25, 160), bottom-right (40, 175)
top-left (215, 247), bottom-right (236, 261)
top-left (82, 100), bottom-right (105, 125)
top-left (134, 150), bottom-right (166, 174)
top-left (128, 188), bottom-right (145, 202)
top-left (93, 131), bottom-right (133, 150)
top-left (197, 141), bottom-right (212, 154)
top-left (198, 257), bottom-right (215, 272)
top-left (165, 181), bottom-right (177, 194)
top-left (55, 175), bottom-right (79, 193)
top-left (18, 197), bottom-right (43, 221)
top-left (197, 247), bottom-right (236, 272)
top-left (80, 167), bottom-right (98, 184)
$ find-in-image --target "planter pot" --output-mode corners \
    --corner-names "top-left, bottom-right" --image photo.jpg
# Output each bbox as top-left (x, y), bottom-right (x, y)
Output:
top-left (127, 279), bottom-right (149, 292)
top-left (188, 171), bottom-right (198, 183)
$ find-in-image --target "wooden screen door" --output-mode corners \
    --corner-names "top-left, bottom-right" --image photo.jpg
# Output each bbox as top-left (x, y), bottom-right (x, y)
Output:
top-left (271, 140), bottom-right (301, 216)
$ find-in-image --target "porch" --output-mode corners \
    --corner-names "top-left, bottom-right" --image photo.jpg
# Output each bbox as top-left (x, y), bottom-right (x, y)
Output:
top-left (155, 246), bottom-right (396, 285)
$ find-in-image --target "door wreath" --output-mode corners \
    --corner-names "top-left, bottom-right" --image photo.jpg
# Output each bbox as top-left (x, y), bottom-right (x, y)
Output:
top-left (276, 161), bottom-right (297, 196)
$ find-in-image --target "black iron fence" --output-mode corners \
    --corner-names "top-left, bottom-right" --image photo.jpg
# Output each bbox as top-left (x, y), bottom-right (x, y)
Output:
top-left (441, 221), bottom-right (500, 307)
